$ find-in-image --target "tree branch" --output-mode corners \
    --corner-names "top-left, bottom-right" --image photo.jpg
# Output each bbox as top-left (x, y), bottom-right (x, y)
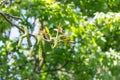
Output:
top-left (0, 12), bottom-right (24, 32)
top-left (38, 60), bottom-right (69, 74)
top-left (3, 12), bottom-right (22, 20)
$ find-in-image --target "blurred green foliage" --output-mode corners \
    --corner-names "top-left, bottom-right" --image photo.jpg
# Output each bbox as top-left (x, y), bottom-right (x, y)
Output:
top-left (0, 0), bottom-right (120, 80)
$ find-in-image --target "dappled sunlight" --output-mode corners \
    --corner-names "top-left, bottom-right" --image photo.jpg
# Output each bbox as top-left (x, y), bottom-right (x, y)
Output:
top-left (0, 0), bottom-right (120, 80)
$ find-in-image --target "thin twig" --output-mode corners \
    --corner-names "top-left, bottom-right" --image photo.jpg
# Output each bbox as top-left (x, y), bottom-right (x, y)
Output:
top-left (0, 12), bottom-right (24, 32)
top-left (3, 12), bottom-right (22, 20)
top-left (36, 60), bottom-right (69, 74)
